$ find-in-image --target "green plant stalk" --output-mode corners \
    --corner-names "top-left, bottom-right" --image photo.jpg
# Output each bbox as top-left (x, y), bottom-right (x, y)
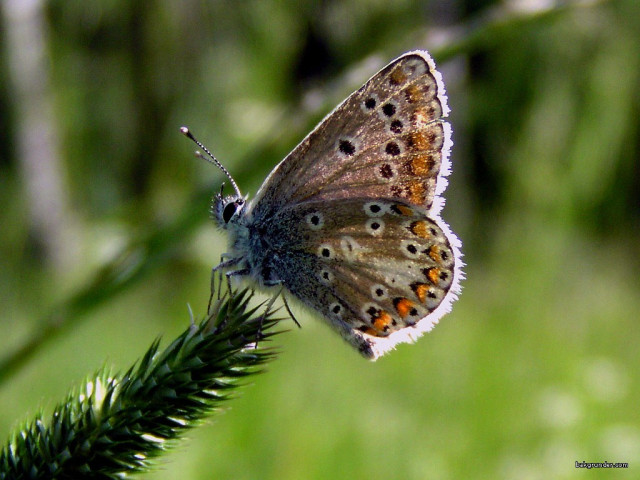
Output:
top-left (0, 288), bottom-right (282, 479)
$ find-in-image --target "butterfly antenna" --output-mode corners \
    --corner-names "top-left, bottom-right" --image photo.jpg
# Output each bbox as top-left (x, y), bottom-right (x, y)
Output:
top-left (180, 126), bottom-right (242, 198)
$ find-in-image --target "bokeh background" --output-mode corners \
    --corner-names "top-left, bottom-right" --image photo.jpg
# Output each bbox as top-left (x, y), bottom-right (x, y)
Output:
top-left (1, 0), bottom-right (639, 478)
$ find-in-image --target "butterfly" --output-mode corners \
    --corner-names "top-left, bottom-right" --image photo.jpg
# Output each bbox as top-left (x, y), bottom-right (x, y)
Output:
top-left (182, 50), bottom-right (463, 360)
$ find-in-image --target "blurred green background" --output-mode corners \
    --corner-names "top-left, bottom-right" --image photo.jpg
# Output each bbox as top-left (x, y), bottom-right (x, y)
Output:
top-left (1, 0), bottom-right (639, 478)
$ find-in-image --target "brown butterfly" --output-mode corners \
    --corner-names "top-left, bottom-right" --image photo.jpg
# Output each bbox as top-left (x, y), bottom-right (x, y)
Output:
top-left (183, 50), bottom-right (463, 359)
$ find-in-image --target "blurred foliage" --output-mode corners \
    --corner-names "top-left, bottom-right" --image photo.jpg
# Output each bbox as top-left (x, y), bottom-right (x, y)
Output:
top-left (1, 0), bottom-right (638, 479)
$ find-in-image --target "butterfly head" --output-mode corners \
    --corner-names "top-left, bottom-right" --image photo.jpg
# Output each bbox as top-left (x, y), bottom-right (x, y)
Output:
top-left (211, 185), bottom-right (246, 228)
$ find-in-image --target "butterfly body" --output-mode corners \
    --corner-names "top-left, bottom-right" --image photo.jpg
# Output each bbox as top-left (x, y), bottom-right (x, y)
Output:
top-left (206, 50), bottom-right (463, 359)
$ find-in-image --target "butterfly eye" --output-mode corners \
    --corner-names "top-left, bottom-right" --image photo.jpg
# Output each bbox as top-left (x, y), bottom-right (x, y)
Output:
top-left (222, 203), bottom-right (236, 223)
top-left (222, 200), bottom-right (243, 223)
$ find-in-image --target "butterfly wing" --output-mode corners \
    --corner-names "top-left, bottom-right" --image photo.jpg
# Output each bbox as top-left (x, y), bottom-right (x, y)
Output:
top-left (261, 197), bottom-right (461, 359)
top-left (251, 50), bottom-right (452, 217)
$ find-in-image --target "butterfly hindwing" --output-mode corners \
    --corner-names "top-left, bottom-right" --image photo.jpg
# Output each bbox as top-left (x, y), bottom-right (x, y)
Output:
top-left (261, 198), bottom-right (460, 358)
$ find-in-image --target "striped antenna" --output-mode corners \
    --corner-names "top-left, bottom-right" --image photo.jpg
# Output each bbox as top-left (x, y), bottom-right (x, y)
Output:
top-left (180, 126), bottom-right (242, 198)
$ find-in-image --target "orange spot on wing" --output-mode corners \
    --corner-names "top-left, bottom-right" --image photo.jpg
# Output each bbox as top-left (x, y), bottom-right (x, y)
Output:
top-left (410, 154), bottom-right (436, 176)
top-left (372, 311), bottom-right (392, 331)
top-left (427, 267), bottom-right (441, 285)
top-left (407, 131), bottom-right (431, 151)
top-left (404, 84), bottom-right (423, 103)
top-left (393, 204), bottom-right (414, 216)
top-left (394, 298), bottom-right (416, 319)
top-left (428, 245), bottom-right (441, 263)
top-left (410, 221), bottom-right (430, 239)
top-left (412, 283), bottom-right (429, 303)
top-left (408, 181), bottom-right (427, 204)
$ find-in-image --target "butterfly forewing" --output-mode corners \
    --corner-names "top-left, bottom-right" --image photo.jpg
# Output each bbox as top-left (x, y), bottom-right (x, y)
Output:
top-left (252, 51), bottom-right (451, 217)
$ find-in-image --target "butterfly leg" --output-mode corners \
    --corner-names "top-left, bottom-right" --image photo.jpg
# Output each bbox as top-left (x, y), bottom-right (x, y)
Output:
top-left (209, 256), bottom-right (244, 312)
top-left (225, 267), bottom-right (250, 282)
top-left (281, 294), bottom-right (301, 329)
top-left (261, 279), bottom-right (301, 329)
top-left (243, 287), bottom-right (280, 351)
top-left (207, 268), bottom-right (218, 315)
